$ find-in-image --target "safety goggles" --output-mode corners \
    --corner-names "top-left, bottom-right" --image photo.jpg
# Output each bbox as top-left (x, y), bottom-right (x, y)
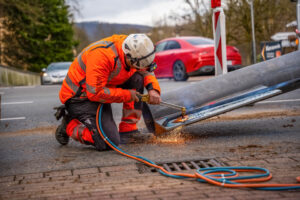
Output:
top-left (130, 61), bottom-right (157, 72)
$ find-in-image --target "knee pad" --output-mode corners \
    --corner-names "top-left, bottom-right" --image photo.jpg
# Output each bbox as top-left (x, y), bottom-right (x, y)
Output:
top-left (66, 119), bottom-right (94, 144)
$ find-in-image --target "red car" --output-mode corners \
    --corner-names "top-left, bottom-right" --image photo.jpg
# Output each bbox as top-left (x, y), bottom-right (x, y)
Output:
top-left (154, 36), bottom-right (242, 81)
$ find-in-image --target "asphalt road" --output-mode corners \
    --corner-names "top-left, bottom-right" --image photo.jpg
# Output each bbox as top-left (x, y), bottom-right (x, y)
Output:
top-left (1, 76), bottom-right (300, 133)
top-left (0, 77), bottom-right (206, 132)
top-left (0, 77), bottom-right (300, 177)
top-left (0, 115), bottom-right (299, 177)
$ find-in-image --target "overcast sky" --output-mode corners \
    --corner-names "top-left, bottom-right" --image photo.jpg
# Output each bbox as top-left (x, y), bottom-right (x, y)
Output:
top-left (66, 0), bottom-right (188, 26)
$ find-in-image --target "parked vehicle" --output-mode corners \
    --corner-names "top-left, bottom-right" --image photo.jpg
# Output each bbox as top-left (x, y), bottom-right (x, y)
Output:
top-left (41, 62), bottom-right (71, 85)
top-left (154, 36), bottom-right (242, 81)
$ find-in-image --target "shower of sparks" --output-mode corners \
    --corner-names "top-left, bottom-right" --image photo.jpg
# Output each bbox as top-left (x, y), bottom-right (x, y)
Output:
top-left (149, 127), bottom-right (194, 144)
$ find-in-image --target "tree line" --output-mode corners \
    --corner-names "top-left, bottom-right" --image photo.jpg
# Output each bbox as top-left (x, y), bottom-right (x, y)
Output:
top-left (0, 0), bottom-right (297, 72)
top-left (151, 0), bottom-right (296, 65)
top-left (0, 0), bottom-right (76, 72)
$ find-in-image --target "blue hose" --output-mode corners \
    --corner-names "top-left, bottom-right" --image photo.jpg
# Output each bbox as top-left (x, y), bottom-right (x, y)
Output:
top-left (96, 104), bottom-right (300, 191)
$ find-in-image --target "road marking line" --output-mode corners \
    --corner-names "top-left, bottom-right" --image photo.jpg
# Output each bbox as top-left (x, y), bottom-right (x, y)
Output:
top-left (13, 86), bottom-right (36, 89)
top-left (0, 117), bottom-right (26, 121)
top-left (2, 101), bottom-right (34, 105)
top-left (257, 99), bottom-right (300, 104)
top-left (0, 86), bottom-right (36, 89)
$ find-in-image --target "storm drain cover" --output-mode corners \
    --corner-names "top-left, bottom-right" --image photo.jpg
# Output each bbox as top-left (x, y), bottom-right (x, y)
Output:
top-left (137, 158), bottom-right (227, 174)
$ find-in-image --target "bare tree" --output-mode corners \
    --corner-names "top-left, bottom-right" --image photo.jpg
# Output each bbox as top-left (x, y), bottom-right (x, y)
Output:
top-left (225, 0), bottom-right (296, 64)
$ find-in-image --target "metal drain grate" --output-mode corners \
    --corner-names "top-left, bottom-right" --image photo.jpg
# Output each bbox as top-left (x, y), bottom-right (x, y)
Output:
top-left (137, 158), bottom-right (227, 174)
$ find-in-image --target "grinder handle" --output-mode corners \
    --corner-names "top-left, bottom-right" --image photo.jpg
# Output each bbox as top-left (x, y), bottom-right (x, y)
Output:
top-left (136, 93), bottom-right (150, 103)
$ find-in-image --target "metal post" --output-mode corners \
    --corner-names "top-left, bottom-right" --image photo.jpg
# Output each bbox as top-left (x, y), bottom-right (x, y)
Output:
top-left (249, 0), bottom-right (256, 63)
top-left (297, 0), bottom-right (300, 50)
top-left (212, 0), bottom-right (227, 75)
top-left (0, 16), bottom-right (2, 64)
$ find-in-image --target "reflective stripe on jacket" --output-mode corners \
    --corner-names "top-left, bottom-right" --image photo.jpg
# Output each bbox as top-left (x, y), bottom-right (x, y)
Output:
top-left (59, 34), bottom-right (161, 104)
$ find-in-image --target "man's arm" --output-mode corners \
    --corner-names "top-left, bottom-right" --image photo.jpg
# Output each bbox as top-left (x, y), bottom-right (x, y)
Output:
top-left (139, 71), bottom-right (161, 104)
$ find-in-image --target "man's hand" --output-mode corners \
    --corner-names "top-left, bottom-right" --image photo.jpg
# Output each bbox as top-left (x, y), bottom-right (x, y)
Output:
top-left (129, 90), bottom-right (139, 102)
top-left (148, 90), bottom-right (161, 104)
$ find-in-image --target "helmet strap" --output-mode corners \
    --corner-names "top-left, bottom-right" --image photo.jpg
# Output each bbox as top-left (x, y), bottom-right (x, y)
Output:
top-left (136, 49), bottom-right (155, 62)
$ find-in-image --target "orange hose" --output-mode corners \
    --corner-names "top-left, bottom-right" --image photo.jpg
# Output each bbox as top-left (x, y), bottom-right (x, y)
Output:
top-left (96, 105), bottom-right (300, 190)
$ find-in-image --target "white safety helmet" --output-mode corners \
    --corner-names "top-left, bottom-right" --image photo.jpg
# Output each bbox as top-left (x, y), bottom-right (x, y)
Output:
top-left (122, 34), bottom-right (156, 70)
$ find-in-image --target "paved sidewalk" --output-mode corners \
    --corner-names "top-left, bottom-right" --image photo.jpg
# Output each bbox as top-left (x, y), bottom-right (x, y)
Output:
top-left (1, 133), bottom-right (300, 200)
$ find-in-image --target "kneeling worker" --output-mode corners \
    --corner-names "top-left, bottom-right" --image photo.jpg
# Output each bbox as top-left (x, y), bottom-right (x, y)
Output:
top-left (55, 34), bottom-right (161, 151)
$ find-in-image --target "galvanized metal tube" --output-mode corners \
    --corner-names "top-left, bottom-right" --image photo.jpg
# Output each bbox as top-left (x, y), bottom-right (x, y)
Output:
top-left (149, 51), bottom-right (300, 120)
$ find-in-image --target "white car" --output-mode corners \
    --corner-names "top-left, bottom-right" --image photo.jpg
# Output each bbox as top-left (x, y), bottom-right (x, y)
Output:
top-left (41, 62), bottom-right (71, 85)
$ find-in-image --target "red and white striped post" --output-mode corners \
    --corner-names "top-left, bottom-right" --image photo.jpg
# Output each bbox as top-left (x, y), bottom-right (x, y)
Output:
top-left (212, 0), bottom-right (227, 75)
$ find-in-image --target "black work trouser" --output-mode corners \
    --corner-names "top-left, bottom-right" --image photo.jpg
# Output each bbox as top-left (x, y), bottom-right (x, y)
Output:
top-left (65, 72), bottom-right (144, 151)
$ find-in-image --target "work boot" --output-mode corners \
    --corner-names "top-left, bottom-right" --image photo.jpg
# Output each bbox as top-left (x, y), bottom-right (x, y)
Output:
top-left (55, 117), bottom-right (69, 145)
top-left (119, 129), bottom-right (141, 144)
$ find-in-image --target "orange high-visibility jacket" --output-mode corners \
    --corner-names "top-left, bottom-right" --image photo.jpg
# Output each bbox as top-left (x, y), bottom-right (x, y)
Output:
top-left (59, 34), bottom-right (160, 104)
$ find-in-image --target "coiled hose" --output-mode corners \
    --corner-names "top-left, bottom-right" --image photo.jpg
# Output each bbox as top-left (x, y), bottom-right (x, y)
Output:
top-left (96, 104), bottom-right (300, 191)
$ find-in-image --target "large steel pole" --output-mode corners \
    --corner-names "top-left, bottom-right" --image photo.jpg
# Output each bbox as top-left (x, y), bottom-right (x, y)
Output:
top-left (148, 51), bottom-right (300, 120)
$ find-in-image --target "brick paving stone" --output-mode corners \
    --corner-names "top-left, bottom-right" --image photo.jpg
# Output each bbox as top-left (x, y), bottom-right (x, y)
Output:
top-left (73, 167), bottom-right (99, 175)
top-left (178, 190), bottom-right (207, 198)
top-left (78, 172), bottom-right (107, 180)
top-left (80, 187), bottom-right (114, 195)
top-left (85, 196), bottom-right (114, 200)
top-left (0, 182), bottom-right (21, 193)
top-left (270, 198), bottom-right (300, 200)
top-left (21, 177), bottom-right (51, 184)
top-left (239, 159), bottom-right (268, 166)
top-left (107, 170), bottom-right (140, 177)
top-left (232, 193), bottom-right (285, 200)
top-left (218, 157), bottom-right (231, 162)
top-left (226, 161), bottom-right (243, 166)
top-left (286, 154), bottom-right (300, 161)
top-left (0, 175), bottom-right (15, 183)
top-left (205, 189), bottom-right (254, 198)
top-left (99, 188), bottom-right (130, 195)
top-left (46, 193), bottom-right (90, 200)
top-left (1, 138), bottom-right (300, 200)
top-left (20, 181), bottom-right (64, 191)
top-left (206, 197), bottom-right (235, 200)
top-left (0, 193), bottom-right (31, 200)
top-left (49, 174), bottom-right (79, 182)
top-left (136, 192), bottom-right (179, 200)
top-left (154, 187), bottom-right (196, 195)
top-left (280, 191), bottom-right (300, 198)
top-left (30, 190), bottom-right (74, 199)
top-left (266, 157), bottom-right (297, 164)
top-left (44, 170), bottom-right (72, 177)
top-left (1, 185), bottom-right (25, 193)
top-left (89, 191), bottom-right (116, 197)
top-left (100, 164), bottom-right (137, 172)
top-left (124, 190), bottom-right (155, 197)
top-left (110, 193), bottom-right (130, 199)
top-left (112, 184), bottom-right (152, 192)
top-left (250, 190), bottom-right (285, 196)
top-left (111, 197), bottom-right (136, 200)
top-left (111, 190), bottom-right (155, 199)
top-left (15, 173), bottom-right (44, 181)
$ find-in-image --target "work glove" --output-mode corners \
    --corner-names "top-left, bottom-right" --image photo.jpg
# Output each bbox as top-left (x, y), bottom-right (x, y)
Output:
top-left (128, 89), bottom-right (139, 102)
top-left (148, 90), bottom-right (161, 105)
